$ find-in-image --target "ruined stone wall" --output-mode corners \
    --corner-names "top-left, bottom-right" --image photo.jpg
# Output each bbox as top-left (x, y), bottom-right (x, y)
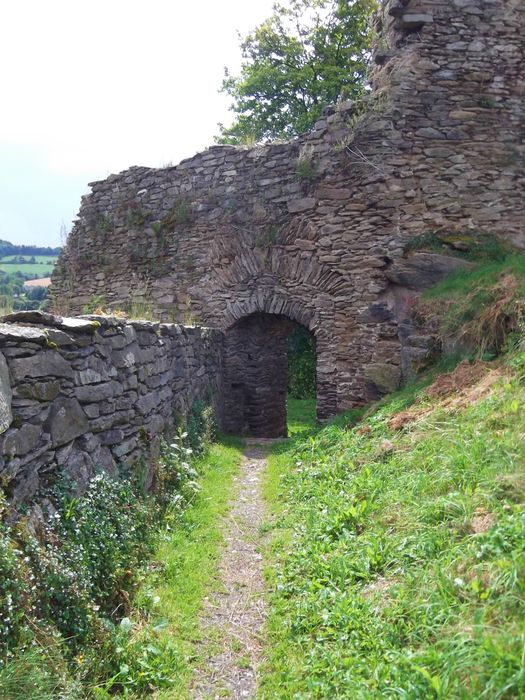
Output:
top-left (51, 0), bottom-right (525, 420)
top-left (0, 312), bottom-right (221, 508)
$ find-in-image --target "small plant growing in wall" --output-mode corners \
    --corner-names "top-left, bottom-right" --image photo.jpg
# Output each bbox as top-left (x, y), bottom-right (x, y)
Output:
top-left (98, 213), bottom-right (113, 234)
top-left (256, 224), bottom-right (280, 249)
top-left (295, 146), bottom-right (317, 182)
top-left (479, 95), bottom-right (497, 109)
top-left (162, 198), bottom-right (194, 228)
top-left (129, 246), bottom-right (144, 263)
top-left (126, 298), bottom-right (157, 321)
top-left (125, 205), bottom-right (148, 228)
top-left (82, 293), bottom-right (107, 314)
top-left (224, 198), bottom-right (238, 214)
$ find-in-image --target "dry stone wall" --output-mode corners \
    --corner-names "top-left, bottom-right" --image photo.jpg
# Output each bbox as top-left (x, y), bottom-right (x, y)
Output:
top-left (51, 0), bottom-right (525, 426)
top-left (0, 312), bottom-right (221, 508)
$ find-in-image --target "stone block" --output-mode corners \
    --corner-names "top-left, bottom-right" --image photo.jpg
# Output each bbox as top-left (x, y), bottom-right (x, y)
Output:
top-left (399, 13), bottom-right (433, 29)
top-left (3, 423), bottom-right (42, 457)
top-left (364, 363), bottom-right (401, 395)
top-left (45, 397), bottom-right (89, 448)
top-left (287, 197), bottom-right (317, 213)
top-left (10, 352), bottom-right (74, 381)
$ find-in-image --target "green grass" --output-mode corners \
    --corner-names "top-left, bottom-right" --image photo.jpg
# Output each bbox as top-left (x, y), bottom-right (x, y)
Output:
top-left (287, 397), bottom-right (317, 436)
top-left (263, 397), bottom-right (317, 516)
top-left (0, 255), bottom-right (57, 275)
top-left (0, 255), bottom-right (58, 264)
top-left (421, 254), bottom-right (525, 356)
top-left (261, 356), bottom-right (525, 698)
top-left (0, 645), bottom-right (81, 700)
top-left (423, 254), bottom-right (525, 302)
top-left (132, 437), bottom-right (244, 699)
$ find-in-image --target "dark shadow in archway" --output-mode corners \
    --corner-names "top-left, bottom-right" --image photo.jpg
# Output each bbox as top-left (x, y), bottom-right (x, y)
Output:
top-left (220, 313), bottom-right (317, 438)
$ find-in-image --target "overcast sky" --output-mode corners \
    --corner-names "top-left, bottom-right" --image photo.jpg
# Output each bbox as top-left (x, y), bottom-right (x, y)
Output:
top-left (0, 0), bottom-right (275, 247)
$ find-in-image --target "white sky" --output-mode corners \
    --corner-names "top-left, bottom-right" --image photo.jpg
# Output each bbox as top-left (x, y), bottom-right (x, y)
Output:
top-left (0, 0), bottom-right (275, 246)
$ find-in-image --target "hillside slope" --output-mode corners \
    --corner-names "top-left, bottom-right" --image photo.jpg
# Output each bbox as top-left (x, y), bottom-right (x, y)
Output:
top-left (263, 354), bottom-right (525, 698)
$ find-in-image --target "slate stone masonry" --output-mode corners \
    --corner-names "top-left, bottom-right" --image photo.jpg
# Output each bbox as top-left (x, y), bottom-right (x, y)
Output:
top-left (50, 0), bottom-right (524, 431)
top-left (0, 312), bottom-right (221, 507)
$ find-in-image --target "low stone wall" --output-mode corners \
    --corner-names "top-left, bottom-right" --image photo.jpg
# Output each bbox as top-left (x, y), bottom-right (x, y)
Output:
top-left (0, 312), bottom-right (221, 508)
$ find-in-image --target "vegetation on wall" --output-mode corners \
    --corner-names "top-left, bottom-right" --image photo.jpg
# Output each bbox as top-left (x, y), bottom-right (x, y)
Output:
top-left (406, 230), bottom-right (514, 263)
top-left (217, 0), bottom-right (378, 144)
top-left (0, 401), bottom-right (225, 698)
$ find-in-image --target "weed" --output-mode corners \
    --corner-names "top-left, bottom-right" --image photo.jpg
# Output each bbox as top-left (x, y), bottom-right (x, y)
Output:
top-left (82, 294), bottom-right (106, 314)
top-left (126, 299), bottom-right (157, 321)
top-left (256, 225), bottom-right (280, 249)
top-left (98, 214), bottom-right (113, 234)
top-left (125, 205), bottom-right (148, 228)
top-left (295, 147), bottom-right (317, 182)
top-left (162, 198), bottom-right (194, 228)
top-left (479, 94), bottom-right (497, 109)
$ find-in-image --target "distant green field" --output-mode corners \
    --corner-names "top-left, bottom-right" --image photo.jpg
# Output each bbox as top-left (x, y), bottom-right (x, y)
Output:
top-left (0, 255), bottom-right (57, 276)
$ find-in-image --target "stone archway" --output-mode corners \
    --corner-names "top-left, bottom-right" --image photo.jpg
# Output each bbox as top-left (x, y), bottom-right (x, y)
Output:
top-left (219, 312), bottom-right (317, 438)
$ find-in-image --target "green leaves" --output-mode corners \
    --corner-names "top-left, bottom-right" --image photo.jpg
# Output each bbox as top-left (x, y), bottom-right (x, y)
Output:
top-left (217, 0), bottom-right (378, 144)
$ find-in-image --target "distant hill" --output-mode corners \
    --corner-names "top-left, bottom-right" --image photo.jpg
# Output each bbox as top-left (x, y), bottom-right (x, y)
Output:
top-left (0, 239), bottom-right (62, 258)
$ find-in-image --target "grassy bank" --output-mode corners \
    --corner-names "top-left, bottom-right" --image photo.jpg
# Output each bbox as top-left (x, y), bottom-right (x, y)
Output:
top-left (262, 356), bottom-right (525, 698)
top-left (0, 431), bottom-right (243, 699)
top-left (148, 437), bottom-right (243, 698)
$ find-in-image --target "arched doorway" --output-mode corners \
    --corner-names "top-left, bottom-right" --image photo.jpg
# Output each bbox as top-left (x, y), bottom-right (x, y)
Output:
top-left (219, 313), bottom-right (317, 438)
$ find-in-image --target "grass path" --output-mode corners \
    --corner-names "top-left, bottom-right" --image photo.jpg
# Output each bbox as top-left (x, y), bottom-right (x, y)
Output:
top-left (150, 439), bottom-right (244, 699)
top-left (191, 444), bottom-right (269, 699)
top-left (148, 401), bottom-right (314, 699)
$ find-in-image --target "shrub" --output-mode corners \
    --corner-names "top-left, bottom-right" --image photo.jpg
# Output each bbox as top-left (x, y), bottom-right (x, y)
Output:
top-left (23, 535), bottom-right (93, 646)
top-left (288, 325), bottom-right (316, 399)
top-left (0, 525), bottom-right (27, 657)
top-left (0, 408), bottom-right (216, 694)
top-left (155, 434), bottom-right (201, 515)
top-left (57, 473), bottom-right (152, 617)
top-left (186, 400), bottom-right (216, 455)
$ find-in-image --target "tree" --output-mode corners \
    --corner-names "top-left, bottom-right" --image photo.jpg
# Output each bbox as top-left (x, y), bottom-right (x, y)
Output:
top-left (217, 0), bottom-right (377, 144)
